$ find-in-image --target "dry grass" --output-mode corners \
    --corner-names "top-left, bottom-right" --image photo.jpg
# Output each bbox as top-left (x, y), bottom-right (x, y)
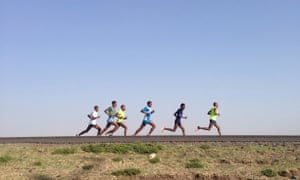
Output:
top-left (0, 142), bottom-right (299, 179)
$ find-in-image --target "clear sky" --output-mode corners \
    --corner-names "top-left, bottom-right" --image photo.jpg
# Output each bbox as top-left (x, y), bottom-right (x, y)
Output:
top-left (1, 0), bottom-right (299, 137)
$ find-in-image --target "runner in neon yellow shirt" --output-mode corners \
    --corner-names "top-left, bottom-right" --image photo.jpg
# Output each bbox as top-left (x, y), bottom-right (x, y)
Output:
top-left (106, 105), bottom-right (128, 136)
top-left (195, 102), bottom-right (221, 136)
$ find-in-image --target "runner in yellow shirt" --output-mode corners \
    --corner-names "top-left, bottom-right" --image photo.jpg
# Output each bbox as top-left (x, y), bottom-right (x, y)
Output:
top-left (106, 105), bottom-right (128, 136)
top-left (195, 102), bottom-right (221, 136)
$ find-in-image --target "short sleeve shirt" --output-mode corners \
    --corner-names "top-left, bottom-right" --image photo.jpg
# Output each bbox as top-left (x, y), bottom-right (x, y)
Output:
top-left (116, 109), bottom-right (125, 123)
top-left (175, 109), bottom-right (183, 121)
top-left (143, 106), bottom-right (152, 121)
top-left (89, 111), bottom-right (98, 125)
top-left (107, 107), bottom-right (117, 117)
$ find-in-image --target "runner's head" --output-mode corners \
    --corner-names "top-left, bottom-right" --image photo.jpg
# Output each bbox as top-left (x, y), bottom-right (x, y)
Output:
top-left (94, 105), bottom-right (99, 112)
top-left (180, 103), bottom-right (186, 110)
top-left (121, 105), bottom-right (126, 111)
top-left (213, 102), bottom-right (218, 108)
top-left (112, 100), bottom-right (117, 108)
top-left (147, 101), bottom-right (152, 107)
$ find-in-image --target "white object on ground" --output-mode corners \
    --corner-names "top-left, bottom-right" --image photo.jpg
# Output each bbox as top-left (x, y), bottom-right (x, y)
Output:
top-left (149, 153), bottom-right (156, 159)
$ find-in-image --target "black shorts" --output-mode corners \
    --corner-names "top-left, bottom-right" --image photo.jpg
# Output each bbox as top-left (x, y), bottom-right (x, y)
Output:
top-left (210, 120), bottom-right (217, 124)
top-left (117, 122), bottom-right (123, 126)
top-left (175, 119), bottom-right (182, 126)
top-left (88, 124), bottom-right (97, 128)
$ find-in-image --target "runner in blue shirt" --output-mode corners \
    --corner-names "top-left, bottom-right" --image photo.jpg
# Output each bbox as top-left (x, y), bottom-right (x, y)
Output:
top-left (161, 103), bottom-right (187, 136)
top-left (133, 101), bottom-right (156, 136)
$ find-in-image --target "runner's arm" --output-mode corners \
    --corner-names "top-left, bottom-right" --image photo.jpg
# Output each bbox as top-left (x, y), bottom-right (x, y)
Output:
top-left (216, 109), bottom-right (220, 116)
top-left (174, 109), bottom-right (178, 117)
top-left (104, 108), bottom-right (110, 116)
top-left (207, 110), bottom-right (211, 115)
top-left (88, 113), bottom-right (99, 120)
top-left (87, 114), bottom-right (92, 119)
top-left (141, 109), bottom-right (147, 114)
top-left (91, 114), bottom-right (100, 120)
top-left (93, 116), bottom-right (100, 120)
top-left (141, 109), bottom-right (151, 115)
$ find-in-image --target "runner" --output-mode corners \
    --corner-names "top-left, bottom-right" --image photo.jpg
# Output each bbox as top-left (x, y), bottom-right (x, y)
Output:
top-left (98, 100), bottom-right (119, 136)
top-left (133, 101), bottom-right (156, 136)
top-left (195, 102), bottom-right (222, 136)
top-left (77, 105), bottom-right (101, 136)
top-left (106, 104), bottom-right (128, 136)
top-left (161, 103), bottom-right (187, 136)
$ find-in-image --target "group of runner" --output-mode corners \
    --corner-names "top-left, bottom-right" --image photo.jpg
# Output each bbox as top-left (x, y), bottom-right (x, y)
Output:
top-left (77, 101), bottom-right (222, 136)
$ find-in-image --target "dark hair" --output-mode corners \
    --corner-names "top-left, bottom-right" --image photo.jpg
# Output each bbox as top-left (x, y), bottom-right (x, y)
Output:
top-left (147, 101), bottom-right (152, 105)
top-left (112, 100), bottom-right (117, 105)
top-left (180, 103), bottom-right (185, 108)
top-left (121, 105), bottom-right (125, 109)
top-left (213, 102), bottom-right (218, 106)
top-left (94, 105), bottom-right (99, 110)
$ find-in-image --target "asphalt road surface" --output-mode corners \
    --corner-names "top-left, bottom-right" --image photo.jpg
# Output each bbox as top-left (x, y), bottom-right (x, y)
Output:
top-left (0, 136), bottom-right (300, 144)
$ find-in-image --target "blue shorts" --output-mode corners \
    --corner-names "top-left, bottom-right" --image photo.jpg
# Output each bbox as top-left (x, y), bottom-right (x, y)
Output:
top-left (142, 120), bottom-right (151, 126)
top-left (107, 117), bottom-right (115, 123)
top-left (105, 117), bottom-right (116, 127)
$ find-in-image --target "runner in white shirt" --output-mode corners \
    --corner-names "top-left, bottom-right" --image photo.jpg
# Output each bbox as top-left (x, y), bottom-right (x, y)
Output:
top-left (77, 105), bottom-right (102, 136)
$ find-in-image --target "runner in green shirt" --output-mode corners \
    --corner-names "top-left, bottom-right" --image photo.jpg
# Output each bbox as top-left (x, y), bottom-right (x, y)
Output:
top-left (98, 100), bottom-right (119, 136)
top-left (195, 102), bottom-right (221, 136)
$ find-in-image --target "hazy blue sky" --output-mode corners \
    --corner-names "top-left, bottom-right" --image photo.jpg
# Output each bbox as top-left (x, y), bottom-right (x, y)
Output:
top-left (1, 0), bottom-right (299, 137)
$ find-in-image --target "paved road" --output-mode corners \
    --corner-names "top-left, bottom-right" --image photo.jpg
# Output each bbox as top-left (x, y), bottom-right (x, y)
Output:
top-left (0, 136), bottom-right (300, 144)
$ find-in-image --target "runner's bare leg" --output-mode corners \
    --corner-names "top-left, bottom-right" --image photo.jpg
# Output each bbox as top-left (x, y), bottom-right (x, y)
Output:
top-left (147, 122), bottom-right (156, 136)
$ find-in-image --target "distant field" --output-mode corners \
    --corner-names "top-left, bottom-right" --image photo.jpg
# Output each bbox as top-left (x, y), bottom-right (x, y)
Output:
top-left (0, 142), bottom-right (299, 179)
